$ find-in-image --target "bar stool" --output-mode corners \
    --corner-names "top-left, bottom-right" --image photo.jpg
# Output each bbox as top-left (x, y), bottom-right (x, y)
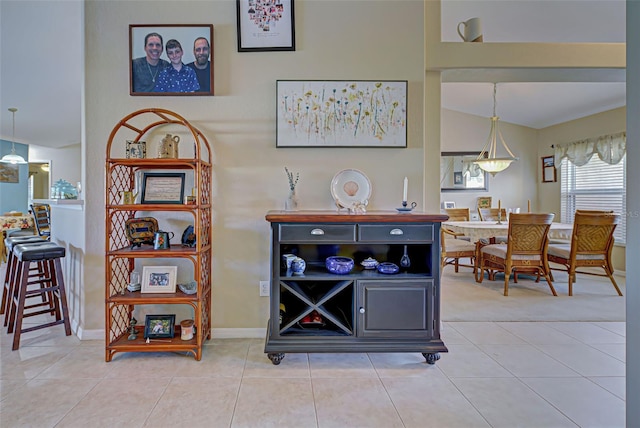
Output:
top-left (6, 242), bottom-right (71, 350)
top-left (1, 235), bottom-right (48, 319)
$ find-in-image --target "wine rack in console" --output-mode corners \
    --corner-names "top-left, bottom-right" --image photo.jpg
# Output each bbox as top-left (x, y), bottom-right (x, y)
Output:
top-left (104, 108), bottom-right (212, 361)
top-left (264, 211), bottom-right (448, 365)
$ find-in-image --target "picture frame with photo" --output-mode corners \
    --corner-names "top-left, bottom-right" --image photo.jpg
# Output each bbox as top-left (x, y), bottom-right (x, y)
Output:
top-left (236, 0), bottom-right (295, 52)
top-left (443, 201), bottom-right (456, 209)
top-left (141, 266), bottom-right (178, 293)
top-left (126, 140), bottom-right (147, 159)
top-left (129, 24), bottom-right (214, 96)
top-left (144, 314), bottom-right (176, 339)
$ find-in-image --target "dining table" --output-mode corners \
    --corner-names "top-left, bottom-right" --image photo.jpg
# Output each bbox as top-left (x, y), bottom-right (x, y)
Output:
top-left (442, 220), bottom-right (574, 243)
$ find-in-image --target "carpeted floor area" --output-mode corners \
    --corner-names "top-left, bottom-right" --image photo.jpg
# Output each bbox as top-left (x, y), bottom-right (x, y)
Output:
top-left (441, 265), bottom-right (626, 322)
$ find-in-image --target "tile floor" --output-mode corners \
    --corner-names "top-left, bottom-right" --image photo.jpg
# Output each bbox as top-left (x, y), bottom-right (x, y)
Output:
top-left (0, 317), bottom-right (626, 427)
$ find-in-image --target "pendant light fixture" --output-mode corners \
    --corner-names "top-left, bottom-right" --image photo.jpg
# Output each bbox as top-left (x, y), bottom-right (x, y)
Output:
top-left (1, 107), bottom-right (28, 164)
top-left (474, 83), bottom-right (518, 176)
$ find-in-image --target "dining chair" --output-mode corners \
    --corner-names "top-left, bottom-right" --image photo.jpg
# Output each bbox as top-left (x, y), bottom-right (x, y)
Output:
top-left (441, 228), bottom-right (477, 273)
top-left (30, 203), bottom-right (51, 239)
top-left (445, 208), bottom-right (470, 221)
top-left (477, 213), bottom-right (557, 296)
top-left (477, 207), bottom-right (507, 222)
top-left (547, 211), bottom-right (622, 296)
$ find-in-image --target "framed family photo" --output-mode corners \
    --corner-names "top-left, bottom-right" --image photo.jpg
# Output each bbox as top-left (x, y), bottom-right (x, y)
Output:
top-left (129, 24), bottom-right (214, 96)
top-left (276, 80), bottom-right (408, 147)
top-left (141, 266), bottom-right (178, 294)
top-left (144, 314), bottom-right (176, 339)
top-left (236, 0), bottom-right (295, 52)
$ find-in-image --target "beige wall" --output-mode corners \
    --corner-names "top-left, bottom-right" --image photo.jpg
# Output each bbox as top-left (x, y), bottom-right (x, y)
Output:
top-left (440, 108), bottom-right (539, 213)
top-left (84, 0), bottom-right (426, 333)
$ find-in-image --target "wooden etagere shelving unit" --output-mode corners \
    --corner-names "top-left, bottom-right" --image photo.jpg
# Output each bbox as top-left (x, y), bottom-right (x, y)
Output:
top-left (104, 108), bottom-right (212, 361)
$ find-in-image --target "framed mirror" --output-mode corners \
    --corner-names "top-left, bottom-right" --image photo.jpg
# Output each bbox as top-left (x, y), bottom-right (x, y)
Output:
top-left (440, 151), bottom-right (489, 192)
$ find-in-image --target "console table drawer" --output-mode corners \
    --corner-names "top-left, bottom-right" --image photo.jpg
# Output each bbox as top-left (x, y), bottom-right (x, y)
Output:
top-left (358, 224), bottom-right (434, 242)
top-left (278, 224), bottom-right (356, 242)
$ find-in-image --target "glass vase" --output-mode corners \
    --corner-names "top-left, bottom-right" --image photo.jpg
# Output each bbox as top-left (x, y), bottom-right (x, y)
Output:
top-left (285, 190), bottom-right (298, 211)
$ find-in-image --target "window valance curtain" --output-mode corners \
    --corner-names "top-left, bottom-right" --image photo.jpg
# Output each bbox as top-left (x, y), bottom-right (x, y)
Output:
top-left (554, 131), bottom-right (626, 166)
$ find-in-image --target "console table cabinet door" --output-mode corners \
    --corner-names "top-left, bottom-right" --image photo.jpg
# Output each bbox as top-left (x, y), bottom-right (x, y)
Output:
top-left (356, 279), bottom-right (434, 338)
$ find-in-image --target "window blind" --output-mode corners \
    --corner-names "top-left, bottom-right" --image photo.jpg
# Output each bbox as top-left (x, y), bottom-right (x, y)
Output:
top-left (560, 155), bottom-right (626, 244)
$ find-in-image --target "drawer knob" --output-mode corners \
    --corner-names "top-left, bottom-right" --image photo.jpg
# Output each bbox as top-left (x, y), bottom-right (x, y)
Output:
top-left (390, 228), bottom-right (404, 235)
top-left (359, 307), bottom-right (365, 314)
top-left (310, 228), bottom-right (325, 235)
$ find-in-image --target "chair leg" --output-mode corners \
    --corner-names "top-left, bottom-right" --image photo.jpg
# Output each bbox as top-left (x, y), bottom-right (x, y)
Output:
top-left (604, 266), bottom-right (623, 296)
top-left (541, 268), bottom-right (557, 296)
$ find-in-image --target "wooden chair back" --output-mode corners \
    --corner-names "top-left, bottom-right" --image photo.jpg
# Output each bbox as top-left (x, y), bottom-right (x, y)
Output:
top-left (477, 212), bottom-right (556, 296)
top-left (547, 211), bottom-right (621, 296)
top-left (477, 208), bottom-right (507, 221)
top-left (506, 213), bottom-right (554, 257)
top-left (445, 208), bottom-right (470, 221)
top-left (30, 203), bottom-right (51, 238)
top-left (570, 211), bottom-right (619, 256)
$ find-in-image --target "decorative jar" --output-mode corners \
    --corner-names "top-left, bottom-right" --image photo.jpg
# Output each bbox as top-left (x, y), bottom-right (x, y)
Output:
top-left (326, 256), bottom-right (354, 275)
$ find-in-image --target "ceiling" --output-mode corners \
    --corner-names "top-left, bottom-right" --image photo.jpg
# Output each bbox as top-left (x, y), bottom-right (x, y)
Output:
top-left (0, 1), bottom-right (627, 150)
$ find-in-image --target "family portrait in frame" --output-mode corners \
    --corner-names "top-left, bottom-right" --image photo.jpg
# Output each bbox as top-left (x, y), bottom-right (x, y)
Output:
top-left (129, 24), bottom-right (214, 96)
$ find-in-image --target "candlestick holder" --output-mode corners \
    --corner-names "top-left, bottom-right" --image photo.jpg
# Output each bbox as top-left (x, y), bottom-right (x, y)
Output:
top-left (396, 201), bottom-right (417, 213)
top-left (496, 212), bottom-right (503, 225)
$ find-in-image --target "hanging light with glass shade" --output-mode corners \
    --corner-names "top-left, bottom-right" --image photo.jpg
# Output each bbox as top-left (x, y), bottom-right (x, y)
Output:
top-left (1, 107), bottom-right (28, 164)
top-left (474, 83), bottom-right (518, 176)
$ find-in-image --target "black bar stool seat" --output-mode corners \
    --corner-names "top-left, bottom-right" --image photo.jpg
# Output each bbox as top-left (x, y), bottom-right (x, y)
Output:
top-left (1, 236), bottom-right (50, 318)
top-left (7, 242), bottom-right (71, 350)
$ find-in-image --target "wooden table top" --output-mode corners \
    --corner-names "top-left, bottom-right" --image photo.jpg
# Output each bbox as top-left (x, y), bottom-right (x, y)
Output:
top-left (266, 210), bottom-right (448, 223)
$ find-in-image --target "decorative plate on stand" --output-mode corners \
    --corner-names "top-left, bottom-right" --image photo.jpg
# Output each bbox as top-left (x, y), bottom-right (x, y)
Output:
top-left (330, 169), bottom-right (372, 210)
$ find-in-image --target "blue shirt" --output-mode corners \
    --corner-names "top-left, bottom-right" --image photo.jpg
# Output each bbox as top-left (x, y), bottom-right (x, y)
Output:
top-left (153, 63), bottom-right (200, 93)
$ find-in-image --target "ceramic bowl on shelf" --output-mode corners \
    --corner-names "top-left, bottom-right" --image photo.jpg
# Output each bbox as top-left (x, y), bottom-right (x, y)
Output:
top-left (360, 257), bottom-right (379, 269)
top-left (178, 281), bottom-right (197, 295)
top-left (376, 262), bottom-right (400, 274)
top-left (325, 256), bottom-right (354, 275)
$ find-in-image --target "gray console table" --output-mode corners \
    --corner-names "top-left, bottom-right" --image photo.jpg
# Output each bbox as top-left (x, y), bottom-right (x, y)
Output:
top-left (264, 210), bottom-right (448, 365)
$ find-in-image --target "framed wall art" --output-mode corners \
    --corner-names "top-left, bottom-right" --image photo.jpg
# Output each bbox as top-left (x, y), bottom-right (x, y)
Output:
top-left (126, 140), bottom-right (146, 159)
top-left (236, 0), bottom-right (295, 52)
top-left (140, 172), bottom-right (185, 204)
top-left (144, 314), bottom-right (176, 339)
top-left (0, 163), bottom-right (19, 183)
top-left (276, 80), bottom-right (408, 148)
top-left (542, 156), bottom-right (557, 183)
top-left (141, 266), bottom-right (178, 294)
top-left (129, 24), bottom-right (214, 96)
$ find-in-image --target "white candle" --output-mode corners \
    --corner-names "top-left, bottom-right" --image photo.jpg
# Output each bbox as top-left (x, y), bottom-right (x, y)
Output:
top-left (498, 199), bottom-right (501, 211)
top-left (403, 177), bottom-right (408, 202)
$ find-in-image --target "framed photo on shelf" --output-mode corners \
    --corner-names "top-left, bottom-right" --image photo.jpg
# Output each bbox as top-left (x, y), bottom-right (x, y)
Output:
top-left (141, 266), bottom-right (178, 294)
top-left (276, 80), bottom-right (408, 147)
top-left (140, 172), bottom-right (185, 204)
top-left (236, 0), bottom-right (295, 52)
top-left (129, 24), bottom-right (214, 96)
top-left (126, 140), bottom-right (147, 159)
top-left (443, 201), bottom-right (456, 209)
top-left (144, 314), bottom-right (176, 339)
top-left (542, 156), bottom-right (557, 183)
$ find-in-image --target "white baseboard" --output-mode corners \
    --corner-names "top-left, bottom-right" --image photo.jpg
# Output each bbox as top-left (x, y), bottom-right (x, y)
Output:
top-left (77, 328), bottom-right (266, 341)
